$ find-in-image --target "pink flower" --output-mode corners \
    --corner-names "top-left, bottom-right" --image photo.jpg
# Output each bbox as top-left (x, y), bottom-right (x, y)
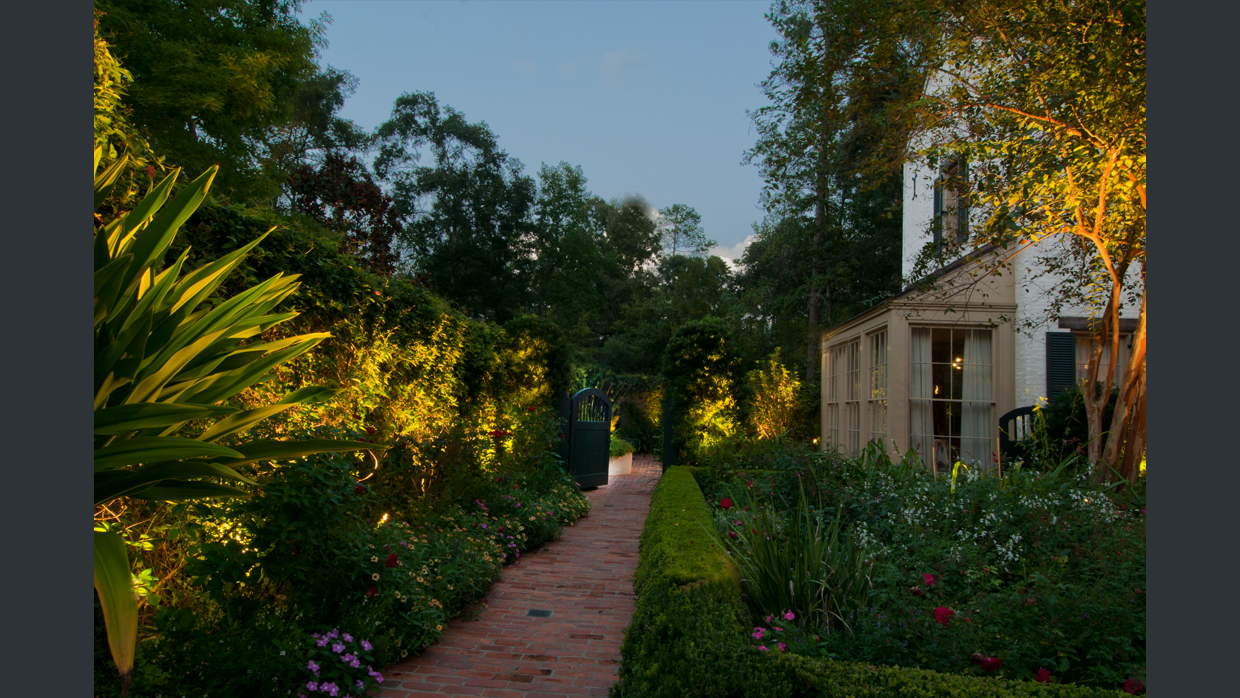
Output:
top-left (1035, 668), bottom-right (1051, 684)
top-left (783, 611), bottom-right (795, 621)
top-left (757, 645), bottom-right (768, 651)
top-left (777, 642), bottom-right (786, 651)
top-left (366, 586), bottom-right (377, 598)
top-left (1122, 678), bottom-right (1143, 694)
top-left (980, 656), bottom-right (1002, 672)
top-left (752, 627), bottom-right (765, 640)
top-left (720, 497), bottom-right (733, 510)
top-left (728, 531), bottom-right (738, 539)
top-left (933, 606), bottom-right (955, 626)
top-left (911, 586), bottom-right (923, 597)
top-left (923, 573), bottom-right (936, 586)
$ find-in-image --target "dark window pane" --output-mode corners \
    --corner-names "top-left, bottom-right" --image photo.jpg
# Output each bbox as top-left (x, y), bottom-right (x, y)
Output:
top-left (932, 328), bottom-right (952, 363)
top-left (933, 400), bottom-right (950, 438)
top-left (951, 364), bottom-right (963, 400)
top-left (949, 402), bottom-right (961, 437)
top-left (951, 332), bottom-right (966, 367)
top-left (933, 364), bottom-right (951, 398)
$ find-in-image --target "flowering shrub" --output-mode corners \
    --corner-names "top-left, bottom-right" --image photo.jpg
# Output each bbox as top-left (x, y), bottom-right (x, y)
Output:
top-left (694, 445), bottom-right (1146, 692)
top-left (298, 628), bottom-right (382, 698)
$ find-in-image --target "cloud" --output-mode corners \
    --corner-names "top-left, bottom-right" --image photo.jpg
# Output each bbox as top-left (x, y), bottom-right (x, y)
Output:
top-left (710, 235), bottom-right (757, 270)
top-left (600, 49), bottom-right (647, 89)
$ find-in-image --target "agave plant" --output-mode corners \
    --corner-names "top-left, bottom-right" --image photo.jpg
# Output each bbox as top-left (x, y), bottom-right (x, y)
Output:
top-left (93, 147), bottom-right (383, 695)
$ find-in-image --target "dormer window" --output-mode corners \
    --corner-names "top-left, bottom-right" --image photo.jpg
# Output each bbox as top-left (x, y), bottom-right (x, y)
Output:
top-left (933, 157), bottom-right (968, 252)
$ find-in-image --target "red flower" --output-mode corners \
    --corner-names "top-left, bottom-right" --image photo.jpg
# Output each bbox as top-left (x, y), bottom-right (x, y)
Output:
top-left (1035, 668), bottom-right (1051, 684)
top-left (386, 554), bottom-right (398, 568)
top-left (910, 586), bottom-right (923, 597)
top-left (374, 290), bottom-right (381, 296)
top-left (355, 485), bottom-right (366, 494)
top-left (923, 573), bottom-right (936, 586)
top-left (560, 433), bottom-right (565, 439)
top-left (528, 406), bottom-right (536, 412)
top-left (728, 531), bottom-right (738, 539)
top-left (366, 586), bottom-right (377, 599)
top-left (145, 165), bottom-right (157, 178)
top-left (365, 426), bottom-right (376, 435)
top-left (980, 656), bottom-right (1002, 672)
top-left (933, 606), bottom-right (955, 626)
top-left (720, 497), bottom-right (733, 510)
top-left (1122, 678), bottom-right (1143, 695)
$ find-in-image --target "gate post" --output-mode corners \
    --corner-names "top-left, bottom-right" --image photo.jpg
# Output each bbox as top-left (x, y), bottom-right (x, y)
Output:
top-left (555, 391), bottom-right (571, 471)
top-left (661, 392), bottom-right (676, 473)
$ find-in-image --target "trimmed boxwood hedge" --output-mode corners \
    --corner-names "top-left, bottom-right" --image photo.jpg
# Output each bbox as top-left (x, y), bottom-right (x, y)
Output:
top-left (611, 467), bottom-right (1129, 698)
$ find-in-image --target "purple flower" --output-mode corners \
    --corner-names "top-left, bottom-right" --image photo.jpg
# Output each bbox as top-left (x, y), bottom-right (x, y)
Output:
top-left (356, 680), bottom-right (365, 690)
top-left (342, 633), bottom-right (353, 643)
top-left (361, 640), bottom-right (372, 651)
top-left (327, 629), bottom-right (339, 639)
top-left (341, 653), bottom-right (355, 663)
top-left (306, 682), bottom-right (318, 692)
top-left (332, 643), bottom-right (345, 654)
top-left (307, 660), bottom-right (320, 675)
top-left (316, 636), bottom-right (329, 647)
top-left (350, 659), bottom-right (360, 668)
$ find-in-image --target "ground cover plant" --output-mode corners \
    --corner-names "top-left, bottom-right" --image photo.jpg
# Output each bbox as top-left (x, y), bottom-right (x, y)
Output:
top-left (693, 440), bottom-right (1146, 693)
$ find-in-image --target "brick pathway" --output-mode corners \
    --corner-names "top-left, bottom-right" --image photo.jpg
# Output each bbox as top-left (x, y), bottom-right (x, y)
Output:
top-left (377, 455), bottom-right (662, 698)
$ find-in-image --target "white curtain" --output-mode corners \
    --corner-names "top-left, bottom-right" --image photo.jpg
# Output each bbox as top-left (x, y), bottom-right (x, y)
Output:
top-left (910, 329), bottom-right (933, 463)
top-left (961, 329), bottom-right (993, 466)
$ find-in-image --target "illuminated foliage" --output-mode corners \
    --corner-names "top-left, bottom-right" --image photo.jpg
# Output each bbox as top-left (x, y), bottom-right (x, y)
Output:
top-left (746, 349), bottom-right (806, 440)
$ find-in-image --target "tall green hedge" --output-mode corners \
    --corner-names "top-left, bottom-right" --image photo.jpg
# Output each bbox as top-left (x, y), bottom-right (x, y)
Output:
top-left (612, 468), bottom-right (1130, 698)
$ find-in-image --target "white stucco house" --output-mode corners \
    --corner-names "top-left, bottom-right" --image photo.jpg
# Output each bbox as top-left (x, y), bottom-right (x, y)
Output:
top-left (819, 155), bottom-right (1141, 470)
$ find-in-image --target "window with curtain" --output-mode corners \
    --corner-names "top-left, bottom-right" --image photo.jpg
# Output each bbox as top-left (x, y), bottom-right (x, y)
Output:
top-left (910, 327), bottom-right (994, 469)
top-left (869, 330), bottom-right (888, 444)
top-left (826, 340), bottom-right (861, 455)
top-left (844, 341), bottom-right (861, 455)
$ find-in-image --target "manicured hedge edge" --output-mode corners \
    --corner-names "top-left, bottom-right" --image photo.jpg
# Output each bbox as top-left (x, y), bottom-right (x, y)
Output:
top-left (611, 467), bottom-right (1128, 698)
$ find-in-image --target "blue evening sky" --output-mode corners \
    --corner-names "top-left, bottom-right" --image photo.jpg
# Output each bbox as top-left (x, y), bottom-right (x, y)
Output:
top-left (298, 0), bottom-right (782, 263)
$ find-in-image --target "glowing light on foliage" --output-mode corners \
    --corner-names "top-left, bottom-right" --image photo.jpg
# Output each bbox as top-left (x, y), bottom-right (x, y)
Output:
top-left (746, 349), bottom-right (805, 440)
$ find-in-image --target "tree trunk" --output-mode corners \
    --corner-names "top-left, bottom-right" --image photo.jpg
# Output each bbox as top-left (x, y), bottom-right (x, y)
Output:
top-left (1101, 288), bottom-right (1146, 484)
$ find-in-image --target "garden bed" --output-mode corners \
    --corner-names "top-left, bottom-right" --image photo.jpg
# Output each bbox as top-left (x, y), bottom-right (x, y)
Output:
top-left (612, 443), bottom-right (1143, 697)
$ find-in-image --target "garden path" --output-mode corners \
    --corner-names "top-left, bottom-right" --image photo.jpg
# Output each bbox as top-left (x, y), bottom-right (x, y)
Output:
top-left (377, 454), bottom-right (661, 698)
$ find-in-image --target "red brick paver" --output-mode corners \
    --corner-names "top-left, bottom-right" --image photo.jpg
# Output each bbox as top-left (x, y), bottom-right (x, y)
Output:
top-left (378, 456), bottom-right (661, 698)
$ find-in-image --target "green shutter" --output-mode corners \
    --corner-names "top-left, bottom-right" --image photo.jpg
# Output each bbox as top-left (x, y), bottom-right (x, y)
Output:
top-left (1046, 332), bottom-right (1076, 397)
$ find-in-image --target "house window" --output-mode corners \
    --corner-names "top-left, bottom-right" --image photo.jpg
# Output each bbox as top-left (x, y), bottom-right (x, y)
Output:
top-left (826, 340), bottom-right (861, 455)
top-left (1075, 333), bottom-right (1132, 389)
top-left (910, 327), bottom-right (994, 469)
top-left (869, 330), bottom-right (888, 444)
top-left (933, 158), bottom-right (968, 251)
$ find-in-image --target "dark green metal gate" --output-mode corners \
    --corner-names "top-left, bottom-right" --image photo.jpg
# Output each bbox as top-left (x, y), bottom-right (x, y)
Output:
top-left (562, 388), bottom-right (611, 490)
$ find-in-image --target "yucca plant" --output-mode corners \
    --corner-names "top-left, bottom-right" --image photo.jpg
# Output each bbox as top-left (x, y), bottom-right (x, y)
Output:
top-left (93, 148), bottom-right (383, 696)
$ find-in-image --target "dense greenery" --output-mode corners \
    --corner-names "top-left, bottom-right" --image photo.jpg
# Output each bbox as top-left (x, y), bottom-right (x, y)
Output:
top-left (612, 464), bottom-right (1132, 697)
top-left (690, 440), bottom-right (1146, 693)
